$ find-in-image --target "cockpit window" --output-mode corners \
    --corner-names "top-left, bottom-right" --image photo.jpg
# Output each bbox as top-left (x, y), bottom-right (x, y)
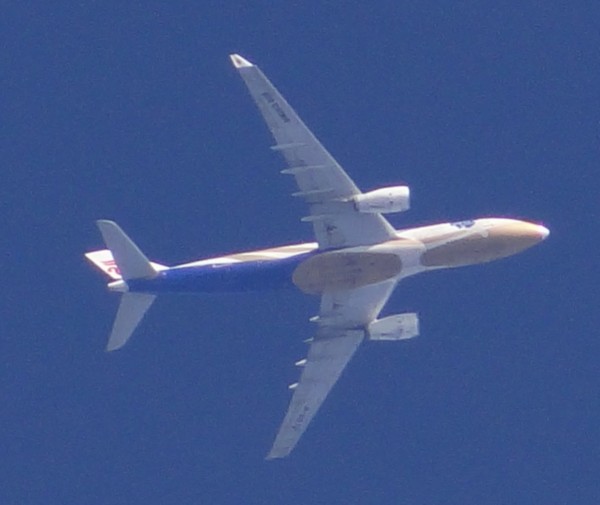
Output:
top-left (451, 220), bottom-right (475, 229)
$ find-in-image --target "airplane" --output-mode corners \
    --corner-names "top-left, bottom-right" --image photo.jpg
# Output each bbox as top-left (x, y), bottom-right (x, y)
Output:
top-left (86, 54), bottom-right (549, 460)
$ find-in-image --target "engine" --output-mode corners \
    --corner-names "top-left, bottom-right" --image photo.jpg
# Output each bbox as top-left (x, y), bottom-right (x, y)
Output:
top-left (368, 313), bottom-right (419, 341)
top-left (353, 186), bottom-right (410, 214)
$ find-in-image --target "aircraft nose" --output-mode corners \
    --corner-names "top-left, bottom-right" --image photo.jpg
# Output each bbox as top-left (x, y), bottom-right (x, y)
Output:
top-left (491, 220), bottom-right (549, 252)
top-left (537, 224), bottom-right (550, 240)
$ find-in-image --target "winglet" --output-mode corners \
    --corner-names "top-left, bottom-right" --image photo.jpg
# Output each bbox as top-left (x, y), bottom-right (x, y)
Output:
top-left (230, 54), bottom-right (253, 68)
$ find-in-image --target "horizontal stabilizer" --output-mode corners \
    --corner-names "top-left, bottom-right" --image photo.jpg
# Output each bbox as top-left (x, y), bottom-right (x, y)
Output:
top-left (107, 293), bottom-right (156, 351)
top-left (96, 220), bottom-right (157, 280)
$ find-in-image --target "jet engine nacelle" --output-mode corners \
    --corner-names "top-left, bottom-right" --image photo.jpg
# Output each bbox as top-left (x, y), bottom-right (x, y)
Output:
top-left (368, 313), bottom-right (419, 341)
top-left (353, 186), bottom-right (410, 214)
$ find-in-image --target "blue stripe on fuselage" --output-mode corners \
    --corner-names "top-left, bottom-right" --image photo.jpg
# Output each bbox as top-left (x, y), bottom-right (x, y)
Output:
top-left (127, 252), bottom-right (314, 294)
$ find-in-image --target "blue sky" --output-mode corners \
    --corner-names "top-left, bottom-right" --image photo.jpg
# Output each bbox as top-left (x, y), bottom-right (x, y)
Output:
top-left (2, 2), bottom-right (598, 504)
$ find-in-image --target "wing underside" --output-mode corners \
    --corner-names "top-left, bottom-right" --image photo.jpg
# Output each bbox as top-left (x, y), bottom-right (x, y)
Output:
top-left (231, 54), bottom-right (401, 459)
top-left (267, 329), bottom-right (363, 459)
top-left (230, 54), bottom-right (396, 250)
top-left (267, 280), bottom-right (397, 459)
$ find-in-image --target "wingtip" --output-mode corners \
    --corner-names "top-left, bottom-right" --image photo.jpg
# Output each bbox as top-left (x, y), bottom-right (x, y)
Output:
top-left (265, 452), bottom-right (280, 461)
top-left (229, 53), bottom-right (253, 68)
top-left (265, 446), bottom-right (290, 460)
top-left (96, 219), bottom-right (117, 228)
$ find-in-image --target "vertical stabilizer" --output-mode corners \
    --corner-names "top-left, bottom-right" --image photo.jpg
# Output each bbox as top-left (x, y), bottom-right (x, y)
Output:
top-left (107, 293), bottom-right (156, 351)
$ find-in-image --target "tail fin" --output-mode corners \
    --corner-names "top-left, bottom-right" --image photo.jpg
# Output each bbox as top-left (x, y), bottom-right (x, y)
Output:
top-left (85, 249), bottom-right (123, 280)
top-left (85, 249), bottom-right (167, 280)
top-left (88, 220), bottom-right (160, 351)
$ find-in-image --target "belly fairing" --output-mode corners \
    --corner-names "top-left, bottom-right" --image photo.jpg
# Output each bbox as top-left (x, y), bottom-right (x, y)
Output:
top-left (292, 251), bottom-right (403, 295)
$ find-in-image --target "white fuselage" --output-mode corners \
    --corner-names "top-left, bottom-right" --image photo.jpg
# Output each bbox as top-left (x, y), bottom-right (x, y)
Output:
top-left (162, 217), bottom-right (548, 296)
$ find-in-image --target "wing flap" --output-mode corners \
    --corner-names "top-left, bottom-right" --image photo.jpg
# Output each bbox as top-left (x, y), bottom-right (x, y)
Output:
top-left (320, 280), bottom-right (398, 328)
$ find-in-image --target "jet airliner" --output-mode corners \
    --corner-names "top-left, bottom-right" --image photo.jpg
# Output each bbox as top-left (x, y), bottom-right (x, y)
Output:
top-left (86, 54), bottom-right (549, 459)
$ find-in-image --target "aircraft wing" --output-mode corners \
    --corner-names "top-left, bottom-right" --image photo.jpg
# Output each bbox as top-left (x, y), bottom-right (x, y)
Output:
top-left (267, 280), bottom-right (397, 459)
top-left (230, 54), bottom-right (397, 250)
